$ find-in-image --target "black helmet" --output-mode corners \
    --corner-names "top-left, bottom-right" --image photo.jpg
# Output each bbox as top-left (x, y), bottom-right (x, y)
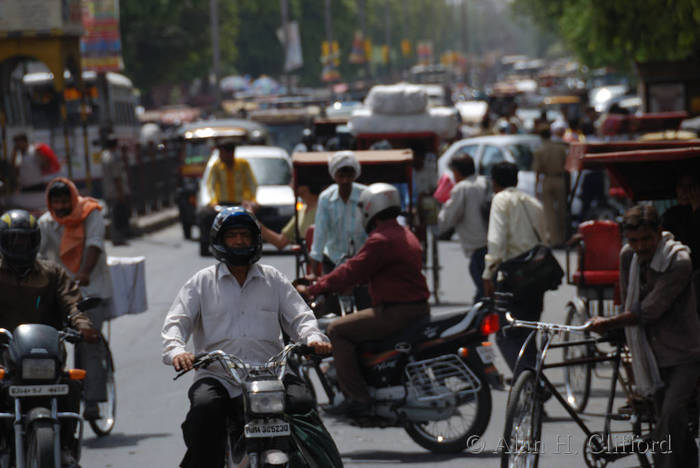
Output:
top-left (0, 210), bottom-right (41, 269)
top-left (210, 207), bottom-right (262, 266)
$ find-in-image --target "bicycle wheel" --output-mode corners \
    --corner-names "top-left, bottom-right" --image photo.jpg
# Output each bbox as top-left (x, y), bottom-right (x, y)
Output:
top-left (501, 370), bottom-right (543, 468)
top-left (562, 300), bottom-right (593, 413)
top-left (89, 338), bottom-right (117, 437)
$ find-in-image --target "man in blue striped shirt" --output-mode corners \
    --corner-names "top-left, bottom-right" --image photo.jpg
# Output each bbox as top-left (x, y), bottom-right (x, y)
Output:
top-left (310, 151), bottom-right (367, 274)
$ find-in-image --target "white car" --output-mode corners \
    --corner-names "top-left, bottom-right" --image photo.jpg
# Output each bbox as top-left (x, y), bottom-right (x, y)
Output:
top-left (197, 145), bottom-right (295, 254)
top-left (437, 135), bottom-right (542, 196)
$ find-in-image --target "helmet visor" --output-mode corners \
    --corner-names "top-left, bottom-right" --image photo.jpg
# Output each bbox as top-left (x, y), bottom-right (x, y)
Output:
top-left (1, 230), bottom-right (40, 260)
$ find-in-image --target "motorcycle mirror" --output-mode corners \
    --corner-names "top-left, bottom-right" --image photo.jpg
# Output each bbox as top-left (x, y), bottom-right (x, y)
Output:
top-left (77, 297), bottom-right (101, 312)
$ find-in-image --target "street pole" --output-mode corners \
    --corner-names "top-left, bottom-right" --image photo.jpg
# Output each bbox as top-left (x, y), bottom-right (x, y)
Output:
top-left (461, 0), bottom-right (468, 85)
top-left (280, 0), bottom-right (289, 94)
top-left (358, 0), bottom-right (370, 79)
top-left (324, 0), bottom-right (335, 99)
top-left (210, 0), bottom-right (221, 112)
top-left (384, 0), bottom-right (391, 82)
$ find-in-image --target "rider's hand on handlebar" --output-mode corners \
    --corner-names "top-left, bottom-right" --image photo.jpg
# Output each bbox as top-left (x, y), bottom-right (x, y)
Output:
top-left (588, 316), bottom-right (612, 335)
top-left (173, 352), bottom-right (196, 372)
top-left (308, 341), bottom-right (332, 355)
top-left (80, 327), bottom-right (100, 343)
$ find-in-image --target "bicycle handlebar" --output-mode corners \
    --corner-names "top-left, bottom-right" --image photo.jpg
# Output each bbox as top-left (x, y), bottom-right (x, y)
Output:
top-left (505, 312), bottom-right (593, 334)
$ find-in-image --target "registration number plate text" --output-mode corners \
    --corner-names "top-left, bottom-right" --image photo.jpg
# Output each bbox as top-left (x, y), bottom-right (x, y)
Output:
top-left (244, 420), bottom-right (291, 438)
top-left (9, 384), bottom-right (68, 397)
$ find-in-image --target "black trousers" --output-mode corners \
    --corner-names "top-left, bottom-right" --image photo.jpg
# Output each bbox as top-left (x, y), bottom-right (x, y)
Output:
top-left (653, 362), bottom-right (700, 468)
top-left (180, 376), bottom-right (314, 468)
top-left (495, 291), bottom-right (544, 378)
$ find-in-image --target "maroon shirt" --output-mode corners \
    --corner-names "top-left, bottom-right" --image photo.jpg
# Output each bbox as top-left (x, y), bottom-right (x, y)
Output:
top-left (308, 219), bottom-right (430, 305)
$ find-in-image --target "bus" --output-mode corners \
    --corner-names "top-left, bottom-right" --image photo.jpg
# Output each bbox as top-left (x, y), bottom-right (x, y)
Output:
top-left (21, 70), bottom-right (140, 189)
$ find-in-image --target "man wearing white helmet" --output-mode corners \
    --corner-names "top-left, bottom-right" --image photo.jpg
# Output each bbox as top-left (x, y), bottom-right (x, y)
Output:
top-left (297, 183), bottom-right (430, 414)
top-left (309, 151), bottom-right (367, 274)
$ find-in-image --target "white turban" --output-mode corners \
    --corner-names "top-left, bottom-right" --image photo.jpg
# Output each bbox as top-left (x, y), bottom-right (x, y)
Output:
top-left (328, 150), bottom-right (361, 179)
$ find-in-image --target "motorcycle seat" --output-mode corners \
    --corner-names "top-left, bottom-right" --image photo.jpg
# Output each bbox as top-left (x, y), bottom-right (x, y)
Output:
top-left (358, 311), bottom-right (467, 354)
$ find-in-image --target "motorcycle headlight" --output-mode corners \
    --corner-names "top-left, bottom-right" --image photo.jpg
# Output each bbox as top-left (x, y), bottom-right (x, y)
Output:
top-left (22, 358), bottom-right (56, 380)
top-left (248, 391), bottom-right (286, 415)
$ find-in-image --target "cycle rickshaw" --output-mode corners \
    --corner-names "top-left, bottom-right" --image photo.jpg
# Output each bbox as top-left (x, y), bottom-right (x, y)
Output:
top-left (562, 143), bottom-right (700, 412)
top-left (290, 149), bottom-right (418, 299)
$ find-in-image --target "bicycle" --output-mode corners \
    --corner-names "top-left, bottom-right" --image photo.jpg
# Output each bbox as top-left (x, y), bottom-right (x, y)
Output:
top-left (500, 311), bottom-right (656, 468)
top-left (75, 330), bottom-right (117, 438)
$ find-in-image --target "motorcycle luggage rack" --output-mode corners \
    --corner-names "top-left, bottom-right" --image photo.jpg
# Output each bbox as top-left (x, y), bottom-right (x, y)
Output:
top-left (404, 354), bottom-right (481, 402)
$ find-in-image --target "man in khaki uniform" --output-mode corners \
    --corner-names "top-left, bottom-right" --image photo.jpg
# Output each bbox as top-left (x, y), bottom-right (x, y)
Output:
top-left (533, 126), bottom-right (569, 246)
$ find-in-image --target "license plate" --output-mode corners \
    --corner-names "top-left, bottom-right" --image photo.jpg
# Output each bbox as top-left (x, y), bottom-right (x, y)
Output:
top-left (476, 346), bottom-right (496, 364)
top-left (244, 419), bottom-right (291, 438)
top-left (9, 384), bottom-right (69, 397)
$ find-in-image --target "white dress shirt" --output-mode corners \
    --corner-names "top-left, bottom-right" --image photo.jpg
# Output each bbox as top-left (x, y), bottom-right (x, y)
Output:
top-left (38, 210), bottom-right (113, 299)
top-left (162, 262), bottom-right (327, 397)
top-left (438, 174), bottom-right (488, 255)
top-left (483, 187), bottom-right (546, 280)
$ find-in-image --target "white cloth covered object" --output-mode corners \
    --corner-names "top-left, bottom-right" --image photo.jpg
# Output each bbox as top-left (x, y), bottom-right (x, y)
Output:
top-left (107, 256), bottom-right (148, 319)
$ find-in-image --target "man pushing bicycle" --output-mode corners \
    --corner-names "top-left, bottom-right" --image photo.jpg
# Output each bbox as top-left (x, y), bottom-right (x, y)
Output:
top-left (590, 204), bottom-right (700, 468)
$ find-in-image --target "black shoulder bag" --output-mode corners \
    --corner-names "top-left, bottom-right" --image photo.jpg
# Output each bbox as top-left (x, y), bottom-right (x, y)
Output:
top-left (497, 199), bottom-right (564, 296)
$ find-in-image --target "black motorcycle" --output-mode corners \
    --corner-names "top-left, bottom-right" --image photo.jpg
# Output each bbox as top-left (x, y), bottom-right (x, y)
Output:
top-left (174, 343), bottom-right (342, 468)
top-left (0, 323), bottom-right (86, 468)
top-left (303, 298), bottom-right (504, 454)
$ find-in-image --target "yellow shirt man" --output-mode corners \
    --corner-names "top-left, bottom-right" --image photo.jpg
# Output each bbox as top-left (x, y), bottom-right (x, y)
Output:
top-left (206, 157), bottom-right (257, 205)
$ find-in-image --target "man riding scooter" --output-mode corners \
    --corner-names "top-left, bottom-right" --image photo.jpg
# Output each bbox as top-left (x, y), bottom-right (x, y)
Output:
top-left (296, 183), bottom-right (430, 414)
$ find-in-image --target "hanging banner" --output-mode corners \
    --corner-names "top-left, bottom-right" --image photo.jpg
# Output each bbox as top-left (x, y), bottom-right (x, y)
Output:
top-left (276, 21), bottom-right (303, 72)
top-left (401, 39), bottom-right (412, 58)
top-left (416, 40), bottom-right (433, 66)
top-left (81, 0), bottom-right (123, 72)
top-left (349, 31), bottom-right (366, 64)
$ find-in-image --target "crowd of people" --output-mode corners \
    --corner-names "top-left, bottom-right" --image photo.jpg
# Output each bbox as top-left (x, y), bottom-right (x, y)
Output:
top-left (0, 118), bottom-right (698, 466)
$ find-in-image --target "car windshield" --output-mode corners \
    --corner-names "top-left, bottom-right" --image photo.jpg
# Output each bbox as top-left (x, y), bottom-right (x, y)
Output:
top-left (246, 157), bottom-right (291, 186)
top-left (506, 144), bottom-right (534, 171)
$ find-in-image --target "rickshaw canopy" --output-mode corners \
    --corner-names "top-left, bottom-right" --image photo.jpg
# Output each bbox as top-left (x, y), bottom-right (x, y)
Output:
top-left (578, 147), bottom-right (700, 201)
top-left (292, 149), bottom-right (413, 188)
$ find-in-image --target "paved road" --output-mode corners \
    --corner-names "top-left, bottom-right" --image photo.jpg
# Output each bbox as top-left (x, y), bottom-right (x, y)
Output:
top-left (79, 225), bottom-right (641, 468)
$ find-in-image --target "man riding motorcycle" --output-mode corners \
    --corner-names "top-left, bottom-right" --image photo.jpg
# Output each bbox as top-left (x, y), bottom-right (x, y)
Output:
top-left (162, 207), bottom-right (331, 467)
top-left (296, 183), bottom-right (430, 414)
top-left (0, 209), bottom-right (98, 467)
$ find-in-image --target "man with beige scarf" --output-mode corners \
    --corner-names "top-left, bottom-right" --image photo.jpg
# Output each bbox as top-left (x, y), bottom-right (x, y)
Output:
top-left (590, 204), bottom-right (700, 468)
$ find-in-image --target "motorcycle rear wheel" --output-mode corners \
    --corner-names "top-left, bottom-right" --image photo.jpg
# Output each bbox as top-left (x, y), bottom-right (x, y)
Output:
top-left (26, 422), bottom-right (54, 468)
top-left (404, 366), bottom-right (492, 453)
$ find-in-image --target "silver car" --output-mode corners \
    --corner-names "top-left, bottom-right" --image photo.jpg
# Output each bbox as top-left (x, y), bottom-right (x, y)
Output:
top-left (437, 135), bottom-right (542, 196)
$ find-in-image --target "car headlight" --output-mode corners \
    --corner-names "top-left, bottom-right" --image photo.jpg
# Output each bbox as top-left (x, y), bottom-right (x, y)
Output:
top-left (248, 390), bottom-right (286, 415)
top-left (22, 358), bottom-right (56, 380)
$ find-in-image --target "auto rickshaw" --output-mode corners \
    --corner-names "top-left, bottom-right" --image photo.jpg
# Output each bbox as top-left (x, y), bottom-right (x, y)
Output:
top-left (290, 149), bottom-right (433, 304)
top-left (175, 119), bottom-right (269, 239)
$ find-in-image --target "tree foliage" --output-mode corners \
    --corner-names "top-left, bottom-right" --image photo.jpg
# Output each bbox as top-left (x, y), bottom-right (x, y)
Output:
top-left (513, 0), bottom-right (700, 68)
top-left (119, 0), bottom-right (549, 99)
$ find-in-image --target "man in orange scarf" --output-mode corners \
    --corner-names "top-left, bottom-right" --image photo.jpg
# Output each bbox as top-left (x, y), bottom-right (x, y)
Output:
top-left (38, 177), bottom-right (113, 421)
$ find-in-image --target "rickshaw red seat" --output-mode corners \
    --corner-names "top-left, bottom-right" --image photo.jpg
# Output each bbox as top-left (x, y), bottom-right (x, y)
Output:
top-left (573, 270), bottom-right (619, 285)
top-left (573, 220), bottom-right (621, 288)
